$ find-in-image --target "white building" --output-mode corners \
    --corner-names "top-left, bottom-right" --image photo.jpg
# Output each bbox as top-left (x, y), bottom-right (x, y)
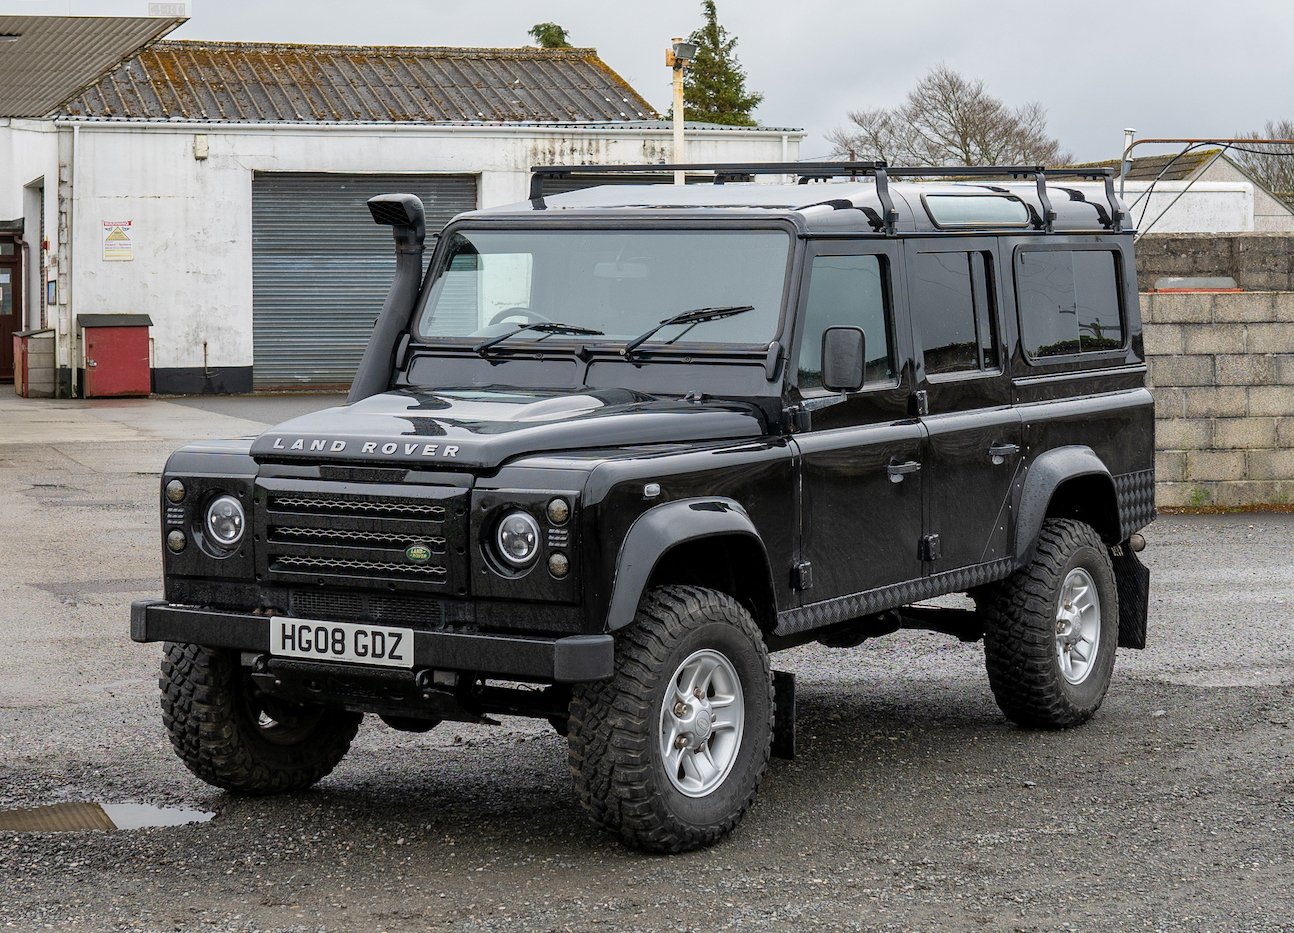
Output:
top-left (1082, 150), bottom-right (1294, 236)
top-left (1, 30), bottom-right (803, 394)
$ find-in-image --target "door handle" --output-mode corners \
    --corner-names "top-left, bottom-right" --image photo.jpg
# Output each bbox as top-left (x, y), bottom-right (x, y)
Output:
top-left (886, 460), bottom-right (921, 483)
top-left (988, 443), bottom-right (1020, 465)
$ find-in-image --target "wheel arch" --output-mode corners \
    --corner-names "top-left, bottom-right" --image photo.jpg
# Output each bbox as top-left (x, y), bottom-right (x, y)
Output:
top-left (606, 498), bottom-right (777, 634)
top-left (1015, 446), bottom-right (1120, 567)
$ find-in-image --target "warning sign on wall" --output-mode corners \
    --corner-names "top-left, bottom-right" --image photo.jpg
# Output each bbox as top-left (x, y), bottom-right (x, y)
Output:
top-left (102, 221), bottom-right (132, 261)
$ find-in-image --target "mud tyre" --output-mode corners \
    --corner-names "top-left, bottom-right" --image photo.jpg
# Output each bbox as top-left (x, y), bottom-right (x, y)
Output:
top-left (160, 643), bottom-right (362, 794)
top-left (980, 519), bottom-right (1119, 728)
top-left (568, 585), bottom-right (773, 852)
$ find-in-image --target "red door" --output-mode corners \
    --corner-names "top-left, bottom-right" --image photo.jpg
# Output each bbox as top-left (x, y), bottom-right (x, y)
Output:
top-left (0, 243), bottom-right (19, 381)
top-left (85, 325), bottom-right (151, 397)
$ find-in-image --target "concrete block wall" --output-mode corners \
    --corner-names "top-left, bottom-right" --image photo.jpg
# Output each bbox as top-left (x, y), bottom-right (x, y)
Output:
top-left (1137, 234), bottom-right (1294, 290)
top-left (1143, 291), bottom-right (1294, 506)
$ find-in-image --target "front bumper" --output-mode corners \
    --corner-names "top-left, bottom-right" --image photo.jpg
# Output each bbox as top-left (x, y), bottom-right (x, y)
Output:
top-left (130, 600), bottom-right (614, 683)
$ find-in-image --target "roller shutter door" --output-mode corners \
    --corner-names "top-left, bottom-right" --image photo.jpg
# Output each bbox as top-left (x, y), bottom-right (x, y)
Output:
top-left (252, 173), bottom-right (477, 388)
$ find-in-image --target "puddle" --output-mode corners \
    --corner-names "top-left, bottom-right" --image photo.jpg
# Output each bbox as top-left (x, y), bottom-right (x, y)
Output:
top-left (0, 802), bottom-right (213, 832)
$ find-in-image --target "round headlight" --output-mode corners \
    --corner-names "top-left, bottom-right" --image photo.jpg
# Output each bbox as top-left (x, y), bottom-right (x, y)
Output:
top-left (495, 510), bottom-right (540, 567)
top-left (205, 495), bottom-right (245, 548)
top-left (165, 479), bottom-right (186, 503)
top-left (546, 497), bottom-right (570, 525)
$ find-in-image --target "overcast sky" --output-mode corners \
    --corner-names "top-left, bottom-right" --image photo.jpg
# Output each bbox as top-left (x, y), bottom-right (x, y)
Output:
top-left (170, 0), bottom-right (1294, 163)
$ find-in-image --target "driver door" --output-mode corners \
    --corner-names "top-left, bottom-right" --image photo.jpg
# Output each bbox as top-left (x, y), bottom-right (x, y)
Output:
top-left (792, 243), bottom-right (925, 607)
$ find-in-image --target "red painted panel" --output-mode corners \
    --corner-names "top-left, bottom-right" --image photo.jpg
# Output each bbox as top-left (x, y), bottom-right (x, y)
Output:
top-left (85, 326), bottom-right (150, 397)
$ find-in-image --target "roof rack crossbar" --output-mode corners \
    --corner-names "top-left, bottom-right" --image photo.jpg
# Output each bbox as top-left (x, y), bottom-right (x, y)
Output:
top-left (526, 163), bottom-right (1126, 232)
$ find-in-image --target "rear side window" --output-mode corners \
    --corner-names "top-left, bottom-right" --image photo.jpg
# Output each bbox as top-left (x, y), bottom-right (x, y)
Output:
top-left (798, 254), bottom-right (895, 390)
top-left (911, 251), bottom-right (998, 376)
top-left (1017, 250), bottom-right (1123, 358)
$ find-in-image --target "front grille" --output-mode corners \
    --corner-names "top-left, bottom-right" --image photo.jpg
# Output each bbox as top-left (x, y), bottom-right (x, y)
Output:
top-left (269, 494), bottom-right (445, 519)
top-left (276, 555), bottom-right (449, 578)
top-left (291, 589), bottom-right (445, 627)
top-left (273, 526), bottom-right (447, 551)
top-left (257, 477), bottom-right (468, 594)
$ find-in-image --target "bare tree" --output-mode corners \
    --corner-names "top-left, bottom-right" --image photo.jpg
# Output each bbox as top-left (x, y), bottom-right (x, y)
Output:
top-left (1231, 120), bottom-right (1294, 205)
top-left (827, 64), bottom-right (1070, 167)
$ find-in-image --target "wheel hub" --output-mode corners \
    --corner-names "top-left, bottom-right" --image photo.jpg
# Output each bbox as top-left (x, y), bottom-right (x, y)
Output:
top-left (693, 708), bottom-right (713, 740)
top-left (659, 649), bottom-right (745, 798)
top-left (1055, 567), bottom-right (1101, 685)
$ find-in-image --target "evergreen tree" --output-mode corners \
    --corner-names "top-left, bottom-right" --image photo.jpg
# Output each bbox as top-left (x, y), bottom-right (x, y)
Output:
top-left (681, 1), bottom-right (762, 126)
top-left (528, 23), bottom-right (572, 49)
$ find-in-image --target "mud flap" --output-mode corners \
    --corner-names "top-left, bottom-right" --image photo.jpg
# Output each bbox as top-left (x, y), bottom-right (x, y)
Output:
top-left (1111, 544), bottom-right (1150, 649)
top-left (772, 671), bottom-right (796, 760)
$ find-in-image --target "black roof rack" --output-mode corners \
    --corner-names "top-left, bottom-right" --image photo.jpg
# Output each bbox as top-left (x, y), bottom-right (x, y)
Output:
top-left (527, 162), bottom-right (1124, 234)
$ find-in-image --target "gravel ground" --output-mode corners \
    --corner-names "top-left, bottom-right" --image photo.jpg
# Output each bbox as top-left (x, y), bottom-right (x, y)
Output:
top-left (1, 400), bottom-right (1292, 932)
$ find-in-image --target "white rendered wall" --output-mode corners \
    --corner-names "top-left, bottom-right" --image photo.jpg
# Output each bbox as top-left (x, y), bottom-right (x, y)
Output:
top-left (62, 123), bottom-right (800, 374)
top-left (1121, 181), bottom-right (1257, 234)
top-left (0, 120), bottom-right (59, 331)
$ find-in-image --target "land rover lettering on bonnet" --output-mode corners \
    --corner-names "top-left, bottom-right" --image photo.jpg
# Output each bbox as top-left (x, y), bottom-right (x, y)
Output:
top-left (132, 164), bottom-right (1154, 853)
top-left (261, 437), bottom-right (461, 458)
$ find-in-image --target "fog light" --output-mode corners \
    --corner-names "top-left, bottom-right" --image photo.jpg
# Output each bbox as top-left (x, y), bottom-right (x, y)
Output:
top-left (165, 479), bottom-right (186, 503)
top-left (205, 495), bottom-right (245, 548)
top-left (548, 552), bottom-right (570, 578)
top-left (167, 529), bottom-right (187, 552)
top-left (546, 497), bottom-right (570, 525)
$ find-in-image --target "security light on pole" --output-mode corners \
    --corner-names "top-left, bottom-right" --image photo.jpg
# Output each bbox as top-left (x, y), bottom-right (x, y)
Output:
top-left (666, 38), bottom-right (697, 185)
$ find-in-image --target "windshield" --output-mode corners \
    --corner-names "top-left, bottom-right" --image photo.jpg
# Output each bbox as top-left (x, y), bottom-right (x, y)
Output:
top-left (416, 229), bottom-right (791, 349)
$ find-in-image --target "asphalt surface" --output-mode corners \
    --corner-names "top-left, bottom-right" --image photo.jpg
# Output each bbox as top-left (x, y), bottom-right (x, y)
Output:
top-left (1, 395), bottom-right (1293, 932)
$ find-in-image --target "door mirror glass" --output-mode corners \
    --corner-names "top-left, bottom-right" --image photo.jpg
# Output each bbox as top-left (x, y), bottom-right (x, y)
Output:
top-left (820, 326), bottom-right (866, 392)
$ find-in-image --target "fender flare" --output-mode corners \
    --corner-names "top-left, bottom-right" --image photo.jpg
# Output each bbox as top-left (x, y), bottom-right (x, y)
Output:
top-left (605, 497), bottom-right (772, 632)
top-left (1015, 445), bottom-right (1116, 566)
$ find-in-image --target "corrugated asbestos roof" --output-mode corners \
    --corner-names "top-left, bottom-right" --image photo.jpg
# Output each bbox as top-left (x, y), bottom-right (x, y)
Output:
top-left (0, 14), bottom-right (186, 118)
top-left (1073, 150), bottom-right (1221, 181)
top-left (59, 39), bottom-right (659, 123)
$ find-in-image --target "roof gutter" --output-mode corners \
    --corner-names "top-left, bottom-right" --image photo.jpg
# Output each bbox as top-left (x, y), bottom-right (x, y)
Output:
top-left (50, 119), bottom-right (805, 139)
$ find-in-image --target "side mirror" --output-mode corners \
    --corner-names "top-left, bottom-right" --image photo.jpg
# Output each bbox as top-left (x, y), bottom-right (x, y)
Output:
top-left (821, 326), bottom-right (866, 392)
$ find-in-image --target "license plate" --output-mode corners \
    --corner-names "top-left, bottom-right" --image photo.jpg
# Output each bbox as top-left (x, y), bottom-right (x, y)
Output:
top-left (270, 618), bottom-right (415, 669)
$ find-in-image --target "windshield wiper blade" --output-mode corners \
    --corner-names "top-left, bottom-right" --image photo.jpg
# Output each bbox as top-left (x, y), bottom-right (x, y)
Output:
top-left (475, 321), bottom-right (604, 357)
top-left (622, 305), bottom-right (756, 359)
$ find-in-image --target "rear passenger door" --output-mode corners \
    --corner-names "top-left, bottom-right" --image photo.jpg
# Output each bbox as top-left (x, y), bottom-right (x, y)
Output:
top-left (905, 239), bottom-right (1021, 572)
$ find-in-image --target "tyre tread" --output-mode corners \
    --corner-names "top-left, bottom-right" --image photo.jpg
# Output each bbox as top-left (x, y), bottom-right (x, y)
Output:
top-left (568, 585), bottom-right (772, 852)
top-left (980, 519), bottom-right (1116, 728)
top-left (159, 642), bottom-right (360, 794)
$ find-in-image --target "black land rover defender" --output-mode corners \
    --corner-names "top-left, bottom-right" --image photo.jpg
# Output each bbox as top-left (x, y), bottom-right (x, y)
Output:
top-left (132, 162), bottom-right (1154, 852)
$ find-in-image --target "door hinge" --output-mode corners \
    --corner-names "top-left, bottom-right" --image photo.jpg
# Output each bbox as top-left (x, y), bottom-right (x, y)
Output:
top-left (910, 390), bottom-right (929, 417)
top-left (792, 561), bottom-right (813, 591)
top-left (919, 534), bottom-right (941, 562)
top-left (783, 405), bottom-right (812, 434)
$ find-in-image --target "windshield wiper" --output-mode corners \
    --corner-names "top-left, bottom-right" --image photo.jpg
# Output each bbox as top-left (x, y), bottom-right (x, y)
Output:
top-left (475, 321), bottom-right (604, 357)
top-left (622, 306), bottom-right (756, 359)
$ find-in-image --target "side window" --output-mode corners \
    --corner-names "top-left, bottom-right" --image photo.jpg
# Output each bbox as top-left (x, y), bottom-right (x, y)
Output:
top-left (911, 251), bottom-right (998, 376)
top-left (797, 254), bottom-right (894, 391)
top-left (1018, 250), bottom-right (1123, 358)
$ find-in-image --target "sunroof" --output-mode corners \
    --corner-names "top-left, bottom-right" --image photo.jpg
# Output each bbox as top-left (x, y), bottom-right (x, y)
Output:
top-left (924, 195), bottom-right (1030, 227)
